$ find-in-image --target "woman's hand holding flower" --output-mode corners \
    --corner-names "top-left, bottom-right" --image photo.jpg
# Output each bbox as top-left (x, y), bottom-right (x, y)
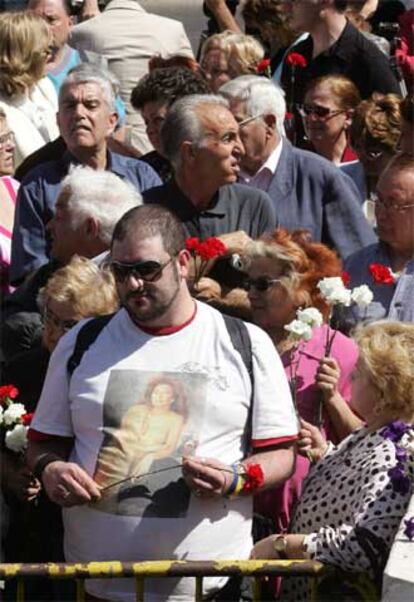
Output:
top-left (315, 357), bottom-right (341, 403)
top-left (297, 419), bottom-right (328, 462)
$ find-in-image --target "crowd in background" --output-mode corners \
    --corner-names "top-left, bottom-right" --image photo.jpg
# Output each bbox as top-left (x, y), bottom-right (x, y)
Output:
top-left (0, 0), bottom-right (413, 601)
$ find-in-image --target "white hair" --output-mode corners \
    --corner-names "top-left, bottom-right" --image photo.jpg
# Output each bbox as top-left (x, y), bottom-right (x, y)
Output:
top-left (60, 165), bottom-right (142, 245)
top-left (59, 63), bottom-right (118, 112)
top-left (160, 93), bottom-right (230, 171)
top-left (220, 75), bottom-right (286, 137)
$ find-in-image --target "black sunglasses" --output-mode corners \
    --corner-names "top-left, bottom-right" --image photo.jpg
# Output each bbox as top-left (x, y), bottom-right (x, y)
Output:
top-left (243, 276), bottom-right (283, 292)
top-left (110, 256), bottom-right (174, 283)
top-left (297, 103), bottom-right (344, 119)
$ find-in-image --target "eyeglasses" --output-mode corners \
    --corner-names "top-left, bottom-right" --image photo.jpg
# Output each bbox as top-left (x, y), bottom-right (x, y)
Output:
top-left (0, 131), bottom-right (15, 148)
top-left (110, 256), bottom-right (175, 283)
top-left (43, 306), bottom-right (78, 332)
top-left (370, 192), bottom-right (414, 214)
top-left (243, 276), bottom-right (283, 292)
top-left (238, 113), bottom-right (265, 128)
top-left (297, 104), bottom-right (344, 119)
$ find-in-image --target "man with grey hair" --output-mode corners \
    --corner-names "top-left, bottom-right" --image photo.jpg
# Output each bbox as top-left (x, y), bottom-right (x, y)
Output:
top-left (143, 94), bottom-right (276, 241)
top-left (220, 75), bottom-right (377, 259)
top-left (10, 63), bottom-right (161, 285)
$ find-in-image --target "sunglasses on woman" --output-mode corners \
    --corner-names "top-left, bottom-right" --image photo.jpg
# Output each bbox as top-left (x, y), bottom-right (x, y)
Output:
top-left (243, 277), bottom-right (283, 292)
top-left (297, 104), bottom-right (344, 119)
top-left (110, 256), bottom-right (175, 283)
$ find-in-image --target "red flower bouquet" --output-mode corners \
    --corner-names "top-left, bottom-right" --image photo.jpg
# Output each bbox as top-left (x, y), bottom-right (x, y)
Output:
top-left (185, 237), bottom-right (227, 287)
top-left (368, 263), bottom-right (395, 285)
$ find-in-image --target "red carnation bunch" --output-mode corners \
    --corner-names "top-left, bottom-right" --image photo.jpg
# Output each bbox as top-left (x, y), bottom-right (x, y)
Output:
top-left (242, 463), bottom-right (265, 494)
top-left (256, 58), bottom-right (271, 78)
top-left (0, 384), bottom-right (19, 405)
top-left (185, 236), bottom-right (227, 287)
top-left (369, 263), bottom-right (395, 285)
top-left (286, 52), bottom-right (308, 68)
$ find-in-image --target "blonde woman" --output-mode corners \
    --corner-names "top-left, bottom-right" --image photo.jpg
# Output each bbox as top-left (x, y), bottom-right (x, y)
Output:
top-left (0, 11), bottom-right (59, 167)
top-left (252, 320), bottom-right (414, 601)
top-left (200, 30), bottom-right (264, 92)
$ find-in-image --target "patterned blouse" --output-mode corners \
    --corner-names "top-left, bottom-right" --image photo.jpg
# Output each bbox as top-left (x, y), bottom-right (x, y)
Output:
top-left (281, 424), bottom-right (414, 601)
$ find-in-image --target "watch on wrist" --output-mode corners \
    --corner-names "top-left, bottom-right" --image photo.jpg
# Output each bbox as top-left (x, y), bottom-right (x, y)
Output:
top-left (273, 535), bottom-right (288, 559)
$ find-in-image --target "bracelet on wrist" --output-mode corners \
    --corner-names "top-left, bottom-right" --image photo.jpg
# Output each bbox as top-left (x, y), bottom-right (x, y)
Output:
top-left (226, 462), bottom-right (264, 498)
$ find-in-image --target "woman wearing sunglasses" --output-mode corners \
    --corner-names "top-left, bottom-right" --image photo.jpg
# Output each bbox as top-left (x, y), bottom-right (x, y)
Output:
top-left (299, 75), bottom-right (366, 201)
top-left (242, 228), bottom-right (362, 539)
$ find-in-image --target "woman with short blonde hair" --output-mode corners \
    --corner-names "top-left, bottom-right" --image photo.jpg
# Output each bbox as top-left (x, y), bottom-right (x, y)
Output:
top-left (200, 30), bottom-right (264, 92)
top-left (0, 11), bottom-right (59, 167)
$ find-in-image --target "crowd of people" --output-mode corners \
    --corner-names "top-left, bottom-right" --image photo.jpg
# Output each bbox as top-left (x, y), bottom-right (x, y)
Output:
top-left (0, 0), bottom-right (413, 601)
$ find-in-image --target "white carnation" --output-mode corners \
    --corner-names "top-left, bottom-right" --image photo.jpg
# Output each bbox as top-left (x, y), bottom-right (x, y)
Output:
top-left (296, 307), bottom-right (323, 328)
top-left (284, 319), bottom-right (313, 341)
top-left (317, 277), bottom-right (351, 306)
top-left (2, 403), bottom-right (26, 426)
top-left (351, 285), bottom-right (374, 308)
top-left (0, 405), bottom-right (3, 426)
top-left (5, 424), bottom-right (28, 453)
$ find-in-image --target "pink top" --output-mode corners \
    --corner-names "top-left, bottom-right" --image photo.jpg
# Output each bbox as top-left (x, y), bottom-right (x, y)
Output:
top-left (255, 325), bottom-right (359, 533)
top-left (0, 176), bottom-right (19, 295)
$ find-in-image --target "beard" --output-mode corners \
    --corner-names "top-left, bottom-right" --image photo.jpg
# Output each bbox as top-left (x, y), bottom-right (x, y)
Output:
top-left (122, 264), bottom-right (181, 326)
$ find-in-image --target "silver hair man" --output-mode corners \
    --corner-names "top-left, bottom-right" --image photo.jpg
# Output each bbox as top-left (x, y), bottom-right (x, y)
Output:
top-left (220, 75), bottom-right (286, 137)
top-left (58, 165), bottom-right (142, 245)
top-left (160, 94), bottom-right (230, 171)
top-left (59, 63), bottom-right (118, 113)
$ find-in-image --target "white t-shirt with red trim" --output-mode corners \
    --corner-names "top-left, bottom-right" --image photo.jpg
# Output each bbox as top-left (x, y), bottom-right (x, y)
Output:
top-left (31, 301), bottom-right (298, 601)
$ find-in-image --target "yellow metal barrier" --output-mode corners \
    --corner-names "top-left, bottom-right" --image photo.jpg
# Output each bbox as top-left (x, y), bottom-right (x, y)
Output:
top-left (0, 559), bottom-right (329, 601)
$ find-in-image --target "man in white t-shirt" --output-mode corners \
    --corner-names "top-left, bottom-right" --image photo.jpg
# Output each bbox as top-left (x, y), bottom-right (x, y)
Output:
top-left (27, 203), bottom-right (298, 601)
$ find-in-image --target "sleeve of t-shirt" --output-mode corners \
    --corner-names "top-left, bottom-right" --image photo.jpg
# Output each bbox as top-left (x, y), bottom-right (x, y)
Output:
top-left (246, 323), bottom-right (299, 444)
top-left (30, 325), bottom-right (84, 437)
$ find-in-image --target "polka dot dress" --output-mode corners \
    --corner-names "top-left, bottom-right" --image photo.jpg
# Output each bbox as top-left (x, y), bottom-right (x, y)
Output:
top-left (280, 426), bottom-right (414, 601)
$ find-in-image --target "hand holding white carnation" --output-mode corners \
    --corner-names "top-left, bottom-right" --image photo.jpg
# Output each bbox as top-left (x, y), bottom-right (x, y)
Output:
top-left (5, 424), bottom-right (28, 453)
top-left (3, 403), bottom-right (26, 426)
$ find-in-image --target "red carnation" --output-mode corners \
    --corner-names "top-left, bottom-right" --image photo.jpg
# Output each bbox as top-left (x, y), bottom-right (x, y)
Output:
top-left (197, 237), bottom-right (227, 261)
top-left (369, 263), bottom-right (395, 285)
top-left (341, 271), bottom-right (351, 286)
top-left (286, 52), bottom-right (307, 68)
top-left (256, 58), bottom-right (271, 74)
top-left (21, 412), bottom-right (34, 426)
top-left (242, 463), bottom-right (265, 493)
top-left (185, 237), bottom-right (201, 253)
top-left (0, 384), bottom-right (19, 405)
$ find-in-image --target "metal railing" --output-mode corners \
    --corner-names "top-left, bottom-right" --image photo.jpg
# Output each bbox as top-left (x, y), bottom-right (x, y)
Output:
top-left (0, 559), bottom-right (329, 601)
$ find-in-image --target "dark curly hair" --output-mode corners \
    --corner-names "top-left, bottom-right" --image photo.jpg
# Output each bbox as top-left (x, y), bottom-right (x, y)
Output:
top-left (131, 67), bottom-right (210, 111)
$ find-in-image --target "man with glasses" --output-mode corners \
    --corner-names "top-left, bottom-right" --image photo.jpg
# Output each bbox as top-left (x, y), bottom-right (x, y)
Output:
top-left (28, 203), bottom-right (298, 602)
top-left (220, 75), bottom-right (377, 259)
top-left (342, 153), bottom-right (414, 331)
top-left (279, 0), bottom-right (400, 144)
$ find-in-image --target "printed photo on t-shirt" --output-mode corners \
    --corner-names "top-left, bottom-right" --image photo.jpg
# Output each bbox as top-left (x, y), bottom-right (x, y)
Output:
top-left (93, 370), bottom-right (207, 517)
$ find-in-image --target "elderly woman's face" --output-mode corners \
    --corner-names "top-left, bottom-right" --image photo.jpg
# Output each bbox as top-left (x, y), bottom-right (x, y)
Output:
top-left (246, 257), bottom-right (296, 332)
top-left (303, 83), bottom-right (351, 149)
top-left (0, 119), bottom-right (16, 176)
top-left (201, 49), bottom-right (230, 93)
top-left (42, 298), bottom-right (78, 352)
top-left (350, 360), bottom-right (378, 425)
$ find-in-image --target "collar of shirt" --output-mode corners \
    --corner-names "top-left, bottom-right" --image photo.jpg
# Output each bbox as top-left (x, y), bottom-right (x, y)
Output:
top-left (61, 149), bottom-right (130, 179)
top-left (164, 179), bottom-right (226, 219)
top-left (239, 139), bottom-right (283, 192)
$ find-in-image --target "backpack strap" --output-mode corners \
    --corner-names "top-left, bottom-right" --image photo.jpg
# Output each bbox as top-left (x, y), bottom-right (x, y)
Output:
top-left (222, 314), bottom-right (254, 453)
top-left (67, 313), bottom-right (115, 377)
